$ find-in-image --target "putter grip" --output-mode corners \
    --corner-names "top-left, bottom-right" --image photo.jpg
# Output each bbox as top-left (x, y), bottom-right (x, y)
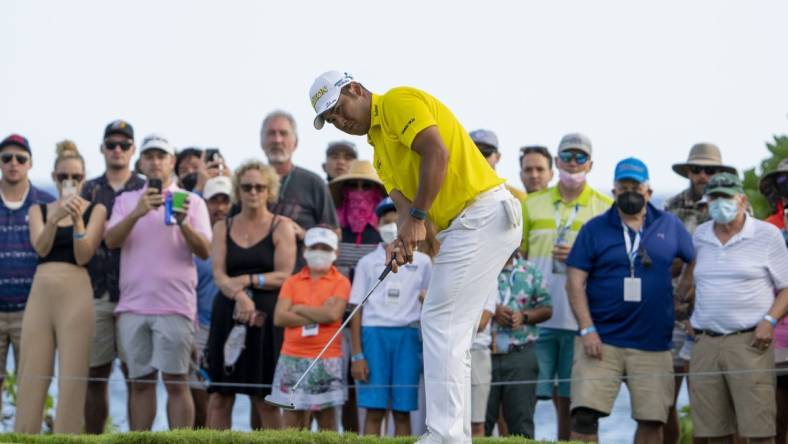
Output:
top-left (378, 263), bottom-right (393, 281)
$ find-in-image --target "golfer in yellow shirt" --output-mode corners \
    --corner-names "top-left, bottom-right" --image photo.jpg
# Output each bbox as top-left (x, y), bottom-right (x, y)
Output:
top-left (309, 71), bottom-right (522, 444)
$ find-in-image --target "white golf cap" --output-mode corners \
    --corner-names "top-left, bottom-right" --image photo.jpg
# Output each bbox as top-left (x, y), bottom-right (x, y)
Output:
top-left (309, 71), bottom-right (354, 130)
top-left (304, 227), bottom-right (338, 250)
top-left (203, 176), bottom-right (232, 200)
top-left (140, 133), bottom-right (175, 155)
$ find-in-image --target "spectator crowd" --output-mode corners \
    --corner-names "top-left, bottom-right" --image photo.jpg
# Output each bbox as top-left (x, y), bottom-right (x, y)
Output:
top-left (1, 106), bottom-right (787, 443)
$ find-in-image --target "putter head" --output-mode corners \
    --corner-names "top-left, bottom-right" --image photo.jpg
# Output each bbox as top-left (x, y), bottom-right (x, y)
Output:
top-left (264, 394), bottom-right (296, 410)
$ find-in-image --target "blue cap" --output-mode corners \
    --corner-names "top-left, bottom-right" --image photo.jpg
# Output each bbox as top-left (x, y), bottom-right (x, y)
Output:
top-left (614, 157), bottom-right (649, 184)
top-left (375, 197), bottom-right (396, 217)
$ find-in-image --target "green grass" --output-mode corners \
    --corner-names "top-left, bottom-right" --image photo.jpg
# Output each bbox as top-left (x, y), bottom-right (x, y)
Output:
top-left (0, 429), bottom-right (569, 443)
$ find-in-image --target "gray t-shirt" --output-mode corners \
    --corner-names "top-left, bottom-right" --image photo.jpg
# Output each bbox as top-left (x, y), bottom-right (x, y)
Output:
top-left (270, 166), bottom-right (337, 269)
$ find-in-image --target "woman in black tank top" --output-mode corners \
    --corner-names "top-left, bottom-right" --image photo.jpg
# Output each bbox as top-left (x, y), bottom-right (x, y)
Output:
top-left (205, 161), bottom-right (296, 430)
top-left (15, 141), bottom-right (106, 434)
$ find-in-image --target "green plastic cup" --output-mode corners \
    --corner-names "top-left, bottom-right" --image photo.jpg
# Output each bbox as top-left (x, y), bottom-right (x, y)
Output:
top-left (172, 191), bottom-right (188, 213)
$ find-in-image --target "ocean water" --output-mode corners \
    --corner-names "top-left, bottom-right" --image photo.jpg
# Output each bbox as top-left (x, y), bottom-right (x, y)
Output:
top-left (2, 357), bottom-right (689, 443)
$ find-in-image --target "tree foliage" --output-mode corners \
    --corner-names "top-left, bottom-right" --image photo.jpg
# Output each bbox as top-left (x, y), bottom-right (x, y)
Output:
top-left (742, 135), bottom-right (788, 219)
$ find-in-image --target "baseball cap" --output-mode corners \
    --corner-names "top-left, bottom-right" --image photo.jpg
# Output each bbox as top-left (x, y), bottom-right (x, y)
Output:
top-left (0, 134), bottom-right (32, 155)
top-left (140, 133), bottom-right (175, 155)
top-left (304, 227), bottom-right (338, 250)
top-left (614, 157), bottom-right (650, 184)
top-left (705, 172), bottom-right (744, 197)
top-left (326, 141), bottom-right (358, 158)
top-left (104, 119), bottom-right (134, 140)
top-left (309, 71), bottom-right (354, 130)
top-left (470, 129), bottom-right (499, 150)
top-left (375, 197), bottom-right (396, 217)
top-left (558, 133), bottom-right (592, 156)
top-left (203, 176), bottom-right (232, 200)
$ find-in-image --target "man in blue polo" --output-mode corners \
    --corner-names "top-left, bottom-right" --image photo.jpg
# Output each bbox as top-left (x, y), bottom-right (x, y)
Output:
top-left (565, 157), bottom-right (694, 443)
top-left (0, 134), bottom-right (55, 413)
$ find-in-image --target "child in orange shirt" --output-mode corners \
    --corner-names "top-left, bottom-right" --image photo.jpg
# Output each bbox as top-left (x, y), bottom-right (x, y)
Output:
top-left (271, 227), bottom-right (350, 430)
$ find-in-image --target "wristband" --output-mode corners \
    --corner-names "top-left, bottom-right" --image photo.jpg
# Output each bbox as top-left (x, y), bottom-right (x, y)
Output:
top-left (351, 352), bottom-right (365, 362)
top-left (763, 314), bottom-right (778, 327)
top-left (579, 325), bottom-right (597, 336)
top-left (73, 231), bottom-right (86, 240)
top-left (257, 273), bottom-right (266, 289)
top-left (409, 207), bottom-right (427, 221)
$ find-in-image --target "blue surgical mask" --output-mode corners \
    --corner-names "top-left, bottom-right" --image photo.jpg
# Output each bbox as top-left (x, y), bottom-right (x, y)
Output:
top-left (709, 198), bottom-right (738, 224)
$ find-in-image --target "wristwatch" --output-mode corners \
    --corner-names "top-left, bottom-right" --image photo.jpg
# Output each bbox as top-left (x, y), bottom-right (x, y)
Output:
top-left (409, 207), bottom-right (427, 221)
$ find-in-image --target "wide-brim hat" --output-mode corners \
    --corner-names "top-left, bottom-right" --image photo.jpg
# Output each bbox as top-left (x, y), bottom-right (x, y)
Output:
top-left (672, 143), bottom-right (737, 178)
top-left (759, 158), bottom-right (788, 197)
top-left (329, 160), bottom-right (386, 205)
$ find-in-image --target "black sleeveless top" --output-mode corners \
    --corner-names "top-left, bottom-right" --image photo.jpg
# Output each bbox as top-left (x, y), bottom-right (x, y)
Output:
top-left (39, 203), bottom-right (94, 265)
top-left (225, 215), bottom-right (279, 281)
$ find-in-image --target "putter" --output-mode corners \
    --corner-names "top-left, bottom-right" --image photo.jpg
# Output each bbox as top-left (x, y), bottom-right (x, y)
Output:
top-left (265, 262), bottom-right (394, 410)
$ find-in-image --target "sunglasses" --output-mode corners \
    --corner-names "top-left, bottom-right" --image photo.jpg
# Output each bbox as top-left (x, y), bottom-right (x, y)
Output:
top-left (344, 180), bottom-right (375, 190)
top-left (104, 140), bottom-right (133, 151)
top-left (558, 151), bottom-right (589, 165)
top-left (56, 173), bottom-right (84, 183)
top-left (1, 153), bottom-right (29, 165)
top-left (689, 166), bottom-right (719, 175)
top-left (240, 183), bottom-right (268, 193)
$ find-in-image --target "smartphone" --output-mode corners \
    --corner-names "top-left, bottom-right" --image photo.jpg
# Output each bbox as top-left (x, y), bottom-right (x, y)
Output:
top-left (205, 148), bottom-right (221, 163)
top-left (61, 179), bottom-right (77, 199)
top-left (148, 178), bottom-right (162, 194)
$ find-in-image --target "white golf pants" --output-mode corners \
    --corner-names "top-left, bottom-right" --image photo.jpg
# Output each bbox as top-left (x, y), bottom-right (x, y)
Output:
top-left (420, 185), bottom-right (522, 443)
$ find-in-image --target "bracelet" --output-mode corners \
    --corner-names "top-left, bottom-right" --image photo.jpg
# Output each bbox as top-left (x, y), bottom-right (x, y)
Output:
top-left (351, 352), bottom-right (366, 362)
top-left (257, 273), bottom-right (266, 288)
top-left (248, 274), bottom-right (254, 287)
top-left (73, 231), bottom-right (86, 240)
top-left (763, 314), bottom-right (778, 327)
top-left (409, 207), bottom-right (427, 221)
top-left (579, 325), bottom-right (597, 336)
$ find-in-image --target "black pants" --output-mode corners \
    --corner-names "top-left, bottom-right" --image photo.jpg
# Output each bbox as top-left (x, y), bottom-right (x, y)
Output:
top-left (484, 346), bottom-right (539, 438)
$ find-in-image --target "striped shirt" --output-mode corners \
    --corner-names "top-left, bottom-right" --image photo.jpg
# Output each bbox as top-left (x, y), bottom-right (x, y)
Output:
top-left (691, 216), bottom-right (788, 334)
top-left (0, 184), bottom-right (55, 311)
top-left (521, 185), bottom-right (613, 330)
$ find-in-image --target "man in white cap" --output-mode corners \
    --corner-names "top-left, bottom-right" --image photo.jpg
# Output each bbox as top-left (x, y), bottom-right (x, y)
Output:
top-left (105, 133), bottom-right (212, 430)
top-left (190, 176), bottom-right (233, 427)
top-left (309, 71), bottom-right (522, 443)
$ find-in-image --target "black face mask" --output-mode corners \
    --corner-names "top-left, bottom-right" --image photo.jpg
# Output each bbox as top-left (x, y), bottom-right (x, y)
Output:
top-left (180, 172), bottom-right (198, 192)
top-left (616, 191), bottom-right (646, 215)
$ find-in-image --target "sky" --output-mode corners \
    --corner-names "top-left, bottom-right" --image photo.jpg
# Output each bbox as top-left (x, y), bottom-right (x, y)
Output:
top-left (2, 0), bottom-right (787, 196)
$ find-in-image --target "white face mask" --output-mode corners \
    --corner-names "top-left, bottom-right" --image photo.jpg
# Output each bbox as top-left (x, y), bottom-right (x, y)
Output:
top-left (558, 169), bottom-right (587, 189)
top-left (304, 250), bottom-right (336, 271)
top-left (378, 222), bottom-right (398, 244)
top-left (223, 324), bottom-right (247, 371)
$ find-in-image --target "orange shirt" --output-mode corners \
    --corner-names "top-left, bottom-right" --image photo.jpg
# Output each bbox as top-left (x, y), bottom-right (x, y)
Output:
top-left (279, 266), bottom-right (351, 359)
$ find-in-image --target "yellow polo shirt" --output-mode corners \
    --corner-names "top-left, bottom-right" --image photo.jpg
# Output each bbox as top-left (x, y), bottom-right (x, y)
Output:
top-left (367, 87), bottom-right (504, 231)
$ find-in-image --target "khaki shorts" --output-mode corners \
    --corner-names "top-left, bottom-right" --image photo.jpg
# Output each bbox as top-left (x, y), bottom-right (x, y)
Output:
top-left (90, 293), bottom-right (118, 368)
top-left (0, 311), bottom-right (23, 378)
top-left (570, 338), bottom-right (674, 423)
top-left (470, 348), bottom-right (492, 424)
top-left (117, 313), bottom-right (194, 379)
top-left (188, 324), bottom-right (210, 390)
top-left (689, 331), bottom-right (775, 438)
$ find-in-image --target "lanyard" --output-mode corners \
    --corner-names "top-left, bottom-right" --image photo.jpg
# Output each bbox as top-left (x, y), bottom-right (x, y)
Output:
top-left (278, 171), bottom-right (293, 199)
top-left (555, 203), bottom-right (580, 238)
top-left (622, 223), bottom-right (641, 277)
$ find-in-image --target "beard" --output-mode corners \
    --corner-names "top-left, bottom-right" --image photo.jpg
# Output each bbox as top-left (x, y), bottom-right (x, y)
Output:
top-left (266, 149), bottom-right (291, 165)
